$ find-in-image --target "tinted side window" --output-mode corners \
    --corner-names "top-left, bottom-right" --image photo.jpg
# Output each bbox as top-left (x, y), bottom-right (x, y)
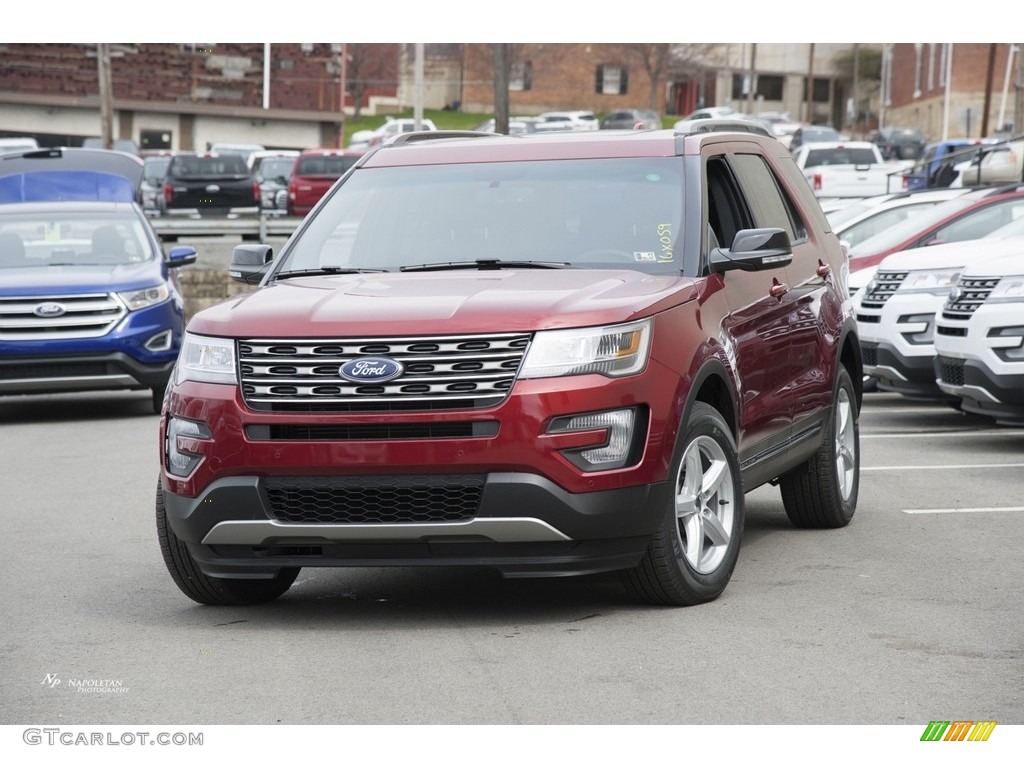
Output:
top-left (729, 153), bottom-right (799, 242)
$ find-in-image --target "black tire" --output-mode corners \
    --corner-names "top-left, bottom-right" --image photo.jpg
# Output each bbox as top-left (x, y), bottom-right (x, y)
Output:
top-left (151, 383), bottom-right (167, 414)
top-left (156, 480), bottom-right (299, 605)
top-left (622, 402), bottom-right (744, 606)
top-left (780, 366), bottom-right (859, 529)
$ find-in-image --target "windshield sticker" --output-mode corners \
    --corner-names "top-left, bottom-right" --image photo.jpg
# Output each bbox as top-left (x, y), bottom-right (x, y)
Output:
top-left (656, 223), bottom-right (674, 262)
top-left (634, 251), bottom-right (657, 262)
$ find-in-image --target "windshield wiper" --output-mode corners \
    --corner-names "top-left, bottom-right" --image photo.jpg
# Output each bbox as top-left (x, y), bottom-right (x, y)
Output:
top-left (400, 259), bottom-right (571, 273)
top-left (275, 267), bottom-right (389, 279)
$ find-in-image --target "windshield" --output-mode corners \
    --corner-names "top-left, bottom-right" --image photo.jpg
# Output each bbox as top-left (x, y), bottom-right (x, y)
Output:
top-left (804, 147), bottom-right (879, 166)
top-left (296, 155), bottom-right (358, 177)
top-left (280, 157), bottom-right (685, 274)
top-left (848, 195), bottom-right (980, 258)
top-left (169, 155), bottom-right (249, 176)
top-left (0, 210), bottom-right (155, 268)
top-left (259, 159), bottom-right (295, 179)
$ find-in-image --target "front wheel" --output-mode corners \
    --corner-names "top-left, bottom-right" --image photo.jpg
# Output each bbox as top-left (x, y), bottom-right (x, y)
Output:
top-left (622, 402), bottom-right (743, 606)
top-left (156, 480), bottom-right (299, 605)
top-left (780, 366), bottom-right (859, 528)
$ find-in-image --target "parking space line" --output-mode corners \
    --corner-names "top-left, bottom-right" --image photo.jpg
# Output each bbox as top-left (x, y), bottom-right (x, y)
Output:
top-left (863, 463), bottom-right (1024, 471)
top-left (862, 431), bottom-right (1024, 439)
top-left (903, 507), bottom-right (1024, 514)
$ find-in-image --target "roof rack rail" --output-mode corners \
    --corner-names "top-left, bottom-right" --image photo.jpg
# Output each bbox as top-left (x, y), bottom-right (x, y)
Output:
top-left (673, 118), bottom-right (774, 139)
top-left (386, 130), bottom-right (501, 147)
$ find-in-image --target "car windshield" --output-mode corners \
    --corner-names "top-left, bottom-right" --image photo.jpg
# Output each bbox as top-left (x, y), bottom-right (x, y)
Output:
top-left (259, 159), bottom-right (294, 179)
top-left (170, 155), bottom-right (249, 176)
top-left (0, 210), bottom-right (154, 267)
top-left (296, 155), bottom-right (359, 177)
top-left (848, 195), bottom-right (981, 257)
top-left (804, 147), bottom-right (879, 166)
top-left (281, 157), bottom-right (685, 274)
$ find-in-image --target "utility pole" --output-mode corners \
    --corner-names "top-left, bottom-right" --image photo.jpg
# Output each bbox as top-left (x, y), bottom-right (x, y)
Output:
top-left (981, 43), bottom-right (996, 137)
top-left (493, 44), bottom-right (509, 135)
top-left (336, 43), bottom-right (347, 148)
top-left (745, 43), bottom-right (756, 115)
top-left (96, 43), bottom-right (113, 149)
top-left (805, 44), bottom-right (815, 123)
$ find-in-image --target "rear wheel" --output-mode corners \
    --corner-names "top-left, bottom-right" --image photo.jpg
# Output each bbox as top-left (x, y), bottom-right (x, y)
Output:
top-left (156, 480), bottom-right (299, 605)
top-left (780, 367), bottom-right (859, 528)
top-left (623, 403), bottom-right (743, 606)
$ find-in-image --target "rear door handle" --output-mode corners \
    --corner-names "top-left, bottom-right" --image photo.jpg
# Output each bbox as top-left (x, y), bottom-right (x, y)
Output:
top-left (770, 280), bottom-right (789, 298)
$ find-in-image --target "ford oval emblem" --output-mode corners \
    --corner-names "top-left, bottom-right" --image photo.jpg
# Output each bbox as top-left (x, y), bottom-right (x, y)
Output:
top-left (339, 357), bottom-right (404, 383)
top-left (948, 286), bottom-right (962, 303)
top-left (34, 302), bottom-right (67, 317)
top-left (205, 184), bottom-right (221, 193)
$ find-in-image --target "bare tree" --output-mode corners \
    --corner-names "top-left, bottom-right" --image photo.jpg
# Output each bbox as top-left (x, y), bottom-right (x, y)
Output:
top-left (345, 43), bottom-right (398, 120)
top-left (610, 43), bottom-right (672, 110)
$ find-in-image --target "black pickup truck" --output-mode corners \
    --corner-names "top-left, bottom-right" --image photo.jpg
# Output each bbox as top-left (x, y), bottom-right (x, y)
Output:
top-left (158, 152), bottom-right (260, 218)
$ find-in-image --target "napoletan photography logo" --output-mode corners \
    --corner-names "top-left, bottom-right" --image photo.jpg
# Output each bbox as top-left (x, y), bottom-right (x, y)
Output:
top-left (42, 673), bottom-right (129, 694)
top-left (920, 720), bottom-right (997, 742)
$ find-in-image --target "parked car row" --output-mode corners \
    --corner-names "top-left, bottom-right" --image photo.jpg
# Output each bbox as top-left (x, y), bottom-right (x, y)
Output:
top-left (842, 183), bottom-right (1024, 425)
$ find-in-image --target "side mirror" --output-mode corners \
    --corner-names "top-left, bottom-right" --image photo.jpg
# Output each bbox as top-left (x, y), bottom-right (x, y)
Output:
top-left (229, 243), bottom-right (274, 284)
top-left (166, 245), bottom-right (197, 267)
top-left (709, 227), bottom-right (793, 273)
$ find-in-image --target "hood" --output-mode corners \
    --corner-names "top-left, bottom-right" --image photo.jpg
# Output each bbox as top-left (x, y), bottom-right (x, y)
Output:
top-left (877, 235), bottom-right (1024, 272)
top-left (189, 269), bottom-right (698, 337)
top-left (0, 260), bottom-right (165, 294)
top-left (957, 247), bottom-right (1024, 279)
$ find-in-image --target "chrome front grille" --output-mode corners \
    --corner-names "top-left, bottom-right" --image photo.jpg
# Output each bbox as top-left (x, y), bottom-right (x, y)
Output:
top-left (239, 333), bottom-right (531, 411)
top-left (0, 293), bottom-right (126, 341)
top-left (860, 270), bottom-right (908, 308)
top-left (942, 276), bottom-right (1000, 319)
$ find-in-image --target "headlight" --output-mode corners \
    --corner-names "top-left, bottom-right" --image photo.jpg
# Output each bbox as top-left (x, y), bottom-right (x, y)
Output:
top-left (118, 283), bottom-right (170, 310)
top-left (520, 319), bottom-right (652, 379)
top-left (174, 332), bottom-right (237, 385)
top-left (898, 269), bottom-right (961, 294)
top-left (988, 276), bottom-right (1024, 301)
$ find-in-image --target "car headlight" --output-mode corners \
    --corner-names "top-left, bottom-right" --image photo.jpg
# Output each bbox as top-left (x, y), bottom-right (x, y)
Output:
top-left (898, 269), bottom-right (961, 294)
top-left (520, 319), bottom-right (652, 379)
top-left (174, 332), bottom-right (238, 385)
top-left (118, 283), bottom-right (170, 310)
top-left (988, 276), bottom-right (1024, 301)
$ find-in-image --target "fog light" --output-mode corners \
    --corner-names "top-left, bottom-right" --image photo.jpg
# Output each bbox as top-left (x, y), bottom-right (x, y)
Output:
top-left (899, 313), bottom-right (935, 344)
top-left (165, 416), bottom-right (211, 477)
top-left (549, 408), bottom-right (640, 471)
top-left (145, 329), bottom-right (173, 351)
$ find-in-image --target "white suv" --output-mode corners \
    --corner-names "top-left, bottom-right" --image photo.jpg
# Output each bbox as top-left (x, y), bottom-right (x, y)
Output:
top-left (856, 233), bottom-right (1024, 401)
top-left (934, 246), bottom-right (1024, 425)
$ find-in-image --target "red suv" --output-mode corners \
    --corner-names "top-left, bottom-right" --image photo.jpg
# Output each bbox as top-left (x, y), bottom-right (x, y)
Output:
top-left (286, 147), bottom-right (363, 217)
top-left (158, 124), bottom-right (863, 607)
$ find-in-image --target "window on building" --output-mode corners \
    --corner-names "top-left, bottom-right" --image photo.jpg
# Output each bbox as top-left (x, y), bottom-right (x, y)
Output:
top-left (730, 73), bottom-right (784, 101)
top-left (801, 77), bottom-right (831, 103)
top-left (510, 60), bottom-right (532, 91)
top-left (596, 65), bottom-right (628, 95)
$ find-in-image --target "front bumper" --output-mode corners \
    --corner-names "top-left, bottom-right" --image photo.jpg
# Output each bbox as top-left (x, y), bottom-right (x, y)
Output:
top-left (0, 300), bottom-right (182, 395)
top-left (162, 473), bottom-right (668, 578)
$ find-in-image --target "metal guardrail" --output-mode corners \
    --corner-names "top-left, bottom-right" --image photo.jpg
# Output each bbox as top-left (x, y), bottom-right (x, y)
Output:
top-left (147, 213), bottom-right (303, 240)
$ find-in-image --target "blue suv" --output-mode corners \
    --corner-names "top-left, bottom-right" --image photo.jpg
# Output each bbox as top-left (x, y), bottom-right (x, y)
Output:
top-left (0, 148), bottom-right (196, 412)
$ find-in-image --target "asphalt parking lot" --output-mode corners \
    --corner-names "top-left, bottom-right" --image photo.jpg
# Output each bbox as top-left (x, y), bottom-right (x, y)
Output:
top-left (0, 387), bottom-right (1020, 733)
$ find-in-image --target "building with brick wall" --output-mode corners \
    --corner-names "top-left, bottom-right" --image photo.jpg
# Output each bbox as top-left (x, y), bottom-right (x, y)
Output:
top-left (882, 43), bottom-right (1020, 141)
